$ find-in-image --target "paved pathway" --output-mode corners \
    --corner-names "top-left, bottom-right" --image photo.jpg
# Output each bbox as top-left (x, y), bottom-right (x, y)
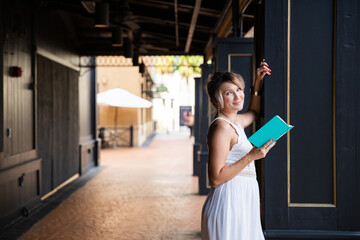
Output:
top-left (20, 132), bottom-right (206, 240)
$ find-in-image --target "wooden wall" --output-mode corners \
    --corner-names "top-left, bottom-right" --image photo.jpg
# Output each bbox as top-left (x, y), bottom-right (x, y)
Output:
top-left (37, 55), bottom-right (80, 193)
top-left (2, 0), bottom-right (35, 164)
top-left (79, 64), bottom-right (96, 144)
top-left (335, 0), bottom-right (360, 231)
top-left (260, 0), bottom-right (360, 238)
top-left (198, 64), bottom-right (213, 195)
top-left (0, 0), bottom-right (98, 227)
top-left (0, 0), bottom-right (41, 227)
top-left (79, 59), bottom-right (98, 174)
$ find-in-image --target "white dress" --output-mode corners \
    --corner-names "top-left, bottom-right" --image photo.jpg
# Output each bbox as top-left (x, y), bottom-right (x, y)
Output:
top-left (201, 117), bottom-right (265, 240)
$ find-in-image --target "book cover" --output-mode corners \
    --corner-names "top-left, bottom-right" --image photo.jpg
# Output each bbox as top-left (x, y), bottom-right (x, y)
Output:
top-left (248, 115), bottom-right (294, 148)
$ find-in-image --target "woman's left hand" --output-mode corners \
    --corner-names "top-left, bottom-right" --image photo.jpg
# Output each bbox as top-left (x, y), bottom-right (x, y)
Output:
top-left (256, 59), bottom-right (271, 82)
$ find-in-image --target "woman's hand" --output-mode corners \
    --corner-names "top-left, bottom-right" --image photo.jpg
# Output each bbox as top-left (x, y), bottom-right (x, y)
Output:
top-left (256, 59), bottom-right (271, 82)
top-left (248, 139), bottom-right (276, 161)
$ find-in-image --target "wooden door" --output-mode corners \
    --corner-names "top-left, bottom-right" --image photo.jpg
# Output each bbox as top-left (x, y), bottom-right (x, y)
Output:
top-left (37, 55), bottom-right (79, 194)
top-left (261, 0), bottom-right (360, 237)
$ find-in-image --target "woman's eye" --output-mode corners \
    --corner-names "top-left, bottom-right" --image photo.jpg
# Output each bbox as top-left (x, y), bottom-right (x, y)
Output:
top-left (226, 92), bottom-right (232, 95)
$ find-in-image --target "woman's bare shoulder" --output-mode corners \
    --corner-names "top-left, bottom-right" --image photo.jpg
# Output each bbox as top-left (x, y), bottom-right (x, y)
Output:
top-left (208, 119), bottom-right (233, 138)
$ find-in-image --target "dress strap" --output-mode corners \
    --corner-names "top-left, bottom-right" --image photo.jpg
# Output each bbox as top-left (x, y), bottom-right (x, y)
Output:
top-left (210, 117), bottom-right (240, 135)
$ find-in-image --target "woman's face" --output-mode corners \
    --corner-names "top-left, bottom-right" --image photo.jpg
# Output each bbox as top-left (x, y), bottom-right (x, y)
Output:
top-left (219, 81), bottom-right (244, 112)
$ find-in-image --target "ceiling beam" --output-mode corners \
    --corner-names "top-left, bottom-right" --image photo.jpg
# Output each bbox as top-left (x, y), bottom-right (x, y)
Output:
top-left (185, 0), bottom-right (202, 53)
top-left (174, 0), bottom-right (179, 47)
top-left (132, 16), bottom-right (212, 33)
top-left (129, 0), bottom-right (220, 17)
top-left (204, 0), bottom-right (232, 58)
top-left (204, 0), bottom-right (251, 60)
top-left (142, 31), bottom-right (207, 44)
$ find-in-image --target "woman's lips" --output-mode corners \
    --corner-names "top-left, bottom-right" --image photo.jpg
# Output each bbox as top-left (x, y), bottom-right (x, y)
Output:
top-left (234, 101), bottom-right (242, 105)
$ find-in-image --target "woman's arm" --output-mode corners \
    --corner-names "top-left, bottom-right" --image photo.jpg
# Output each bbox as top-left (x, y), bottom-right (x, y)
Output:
top-left (207, 121), bottom-right (275, 188)
top-left (238, 61), bottom-right (271, 128)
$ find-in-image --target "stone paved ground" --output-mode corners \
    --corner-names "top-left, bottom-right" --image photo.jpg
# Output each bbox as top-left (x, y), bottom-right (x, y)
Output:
top-left (20, 131), bottom-right (206, 240)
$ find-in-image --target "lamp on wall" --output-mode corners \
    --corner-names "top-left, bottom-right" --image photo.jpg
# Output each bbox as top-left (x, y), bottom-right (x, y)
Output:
top-left (112, 27), bottom-right (123, 47)
top-left (94, 2), bottom-right (109, 27)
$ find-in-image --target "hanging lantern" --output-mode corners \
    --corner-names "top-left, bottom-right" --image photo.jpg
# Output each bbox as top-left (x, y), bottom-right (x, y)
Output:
top-left (94, 2), bottom-right (109, 28)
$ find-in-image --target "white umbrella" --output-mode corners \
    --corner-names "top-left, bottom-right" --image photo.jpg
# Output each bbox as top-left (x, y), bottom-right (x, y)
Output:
top-left (97, 88), bottom-right (152, 108)
top-left (97, 88), bottom-right (152, 146)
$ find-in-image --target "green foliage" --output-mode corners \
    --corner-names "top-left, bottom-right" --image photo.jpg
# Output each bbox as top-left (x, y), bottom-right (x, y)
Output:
top-left (154, 55), bottom-right (203, 78)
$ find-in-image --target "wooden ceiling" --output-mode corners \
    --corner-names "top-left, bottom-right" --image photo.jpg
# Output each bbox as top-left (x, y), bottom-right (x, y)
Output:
top-left (41, 0), bottom-right (255, 56)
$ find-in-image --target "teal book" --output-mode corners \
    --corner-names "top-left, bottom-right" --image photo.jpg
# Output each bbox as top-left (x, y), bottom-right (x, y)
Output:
top-left (248, 115), bottom-right (294, 148)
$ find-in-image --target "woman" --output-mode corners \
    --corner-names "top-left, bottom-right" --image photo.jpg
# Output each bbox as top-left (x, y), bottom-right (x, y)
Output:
top-left (201, 60), bottom-right (275, 240)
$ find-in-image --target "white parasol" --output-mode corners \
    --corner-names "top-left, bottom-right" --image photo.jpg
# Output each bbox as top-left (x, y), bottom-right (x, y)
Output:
top-left (97, 88), bottom-right (152, 108)
top-left (97, 88), bottom-right (152, 145)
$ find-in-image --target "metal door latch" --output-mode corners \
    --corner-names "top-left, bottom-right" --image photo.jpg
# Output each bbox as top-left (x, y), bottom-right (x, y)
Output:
top-left (19, 173), bottom-right (25, 187)
top-left (6, 128), bottom-right (11, 138)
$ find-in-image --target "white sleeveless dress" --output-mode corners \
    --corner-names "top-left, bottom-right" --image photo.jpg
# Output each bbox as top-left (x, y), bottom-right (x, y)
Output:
top-left (201, 117), bottom-right (265, 240)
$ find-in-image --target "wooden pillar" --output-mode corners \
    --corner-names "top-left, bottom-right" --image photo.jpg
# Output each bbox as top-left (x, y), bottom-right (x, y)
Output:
top-left (193, 77), bottom-right (201, 176)
top-left (198, 64), bottom-right (214, 195)
top-left (261, 0), bottom-right (360, 238)
top-left (232, 0), bottom-right (240, 37)
top-left (335, 0), bottom-right (360, 232)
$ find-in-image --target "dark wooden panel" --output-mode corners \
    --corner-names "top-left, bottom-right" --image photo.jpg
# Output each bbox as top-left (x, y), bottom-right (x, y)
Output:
top-left (336, 0), bottom-right (360, 231)
top-left (265, 230), bottom-right (360, 239)
top-left (2, 3), bottom-right (34, 158)
top-left (79, 66), bottom-right (96, 143)
top-left (198, 64), bottom-right (213, 195)
top-left (37, 55), bottom-right (54, 194)
top-left (263, 0), bottom-right (360, 234)
top-left (37, 55), bottom-right (80, 193)
top-left (289, 0), bottom-right (334, 205)
top-left (53, 65), bottom-right (79, 188)
top-left (34, 10), bottom-right (80, 67)
top-left (3, 151), bottom-right (38, 169)
top-left (0, 0), bottom-right (3, 154)
top-left (0, 158), bottom-right (41, 217)
top-left (288, 207), bottom-right (337, 230)
top-left (194, 77), bottom-right (201, 143)
top-left (193, 77), bottom-right (201, 176)
top-left (263, 0), bottom-right (289, 230)
top-left (95, 138), bottom-right (101, 166)
top-left (79, 141), bottom-right (96, 175)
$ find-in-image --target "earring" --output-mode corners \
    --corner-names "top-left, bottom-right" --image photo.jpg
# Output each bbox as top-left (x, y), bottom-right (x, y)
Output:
top-left (217, 107), bottom-right (220, 116)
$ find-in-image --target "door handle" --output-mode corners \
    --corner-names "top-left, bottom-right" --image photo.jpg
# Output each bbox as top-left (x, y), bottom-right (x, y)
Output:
top-left (6, 128), bottom-right (11, 138)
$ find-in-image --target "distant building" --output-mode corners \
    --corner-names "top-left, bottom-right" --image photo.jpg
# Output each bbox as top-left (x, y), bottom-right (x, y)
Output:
top-left (96, 56), bottom-right (155, 147)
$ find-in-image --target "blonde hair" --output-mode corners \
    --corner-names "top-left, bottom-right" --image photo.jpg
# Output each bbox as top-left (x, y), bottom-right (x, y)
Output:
top-left (206, 72), bottom-right (245, 109)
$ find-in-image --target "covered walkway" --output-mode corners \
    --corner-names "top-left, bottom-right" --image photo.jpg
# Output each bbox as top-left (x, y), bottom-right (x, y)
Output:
top-left (20, 131), bottom-right (206, 240)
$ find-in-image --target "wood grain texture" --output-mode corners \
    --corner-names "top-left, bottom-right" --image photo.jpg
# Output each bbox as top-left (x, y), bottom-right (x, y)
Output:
top-left (2, 0), bottom-right (35, 167)
top-left (336, 0), bottom-right (360, 231)
top-left (37, 55), bottom-right (80, 193)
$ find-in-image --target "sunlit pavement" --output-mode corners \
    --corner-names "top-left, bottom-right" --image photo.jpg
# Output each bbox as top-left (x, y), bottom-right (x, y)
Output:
top-left (20, 130), bottom-right (206, 240)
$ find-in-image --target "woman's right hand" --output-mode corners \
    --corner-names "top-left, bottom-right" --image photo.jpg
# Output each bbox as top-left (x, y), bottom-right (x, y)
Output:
top-left (248, 139), bottom-right (276, 161)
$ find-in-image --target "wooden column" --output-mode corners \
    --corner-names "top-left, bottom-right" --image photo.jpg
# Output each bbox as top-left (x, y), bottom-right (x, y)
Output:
top-left (335, 0), bottom-right (360, 231)
top-left (261, 0), bottom-right (360, 238)
top-left (193, 77), bottom-right (201, 176)
top-left (198, 64), bottom-right (213, 195)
